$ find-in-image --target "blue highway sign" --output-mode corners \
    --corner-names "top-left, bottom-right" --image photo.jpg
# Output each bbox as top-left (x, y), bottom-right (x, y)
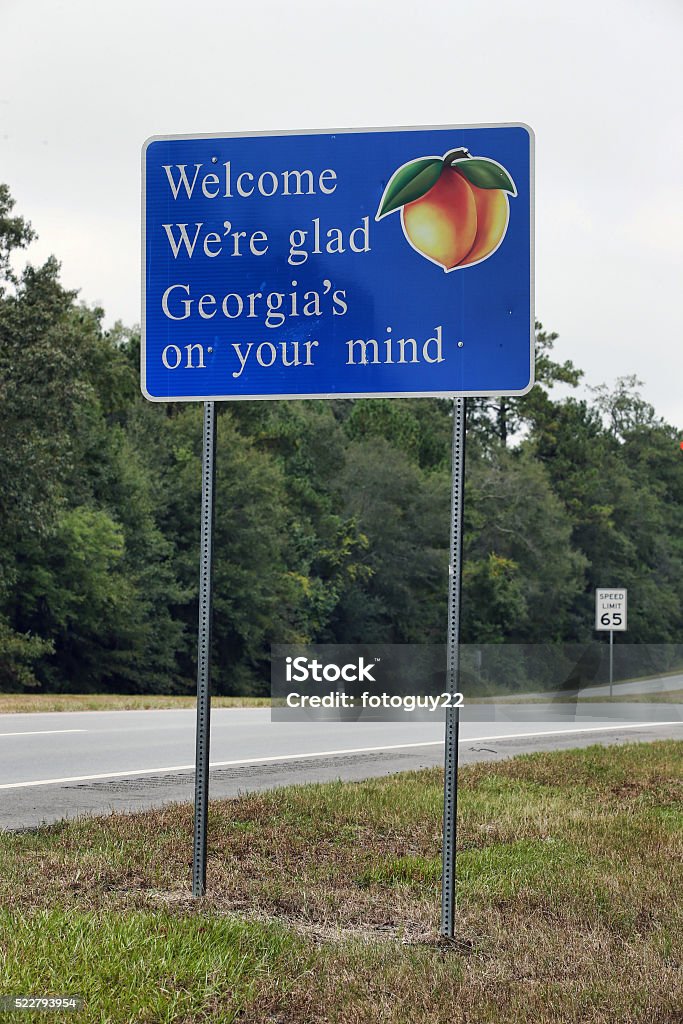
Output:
top-left (141, 123), bottom-right (534, 401)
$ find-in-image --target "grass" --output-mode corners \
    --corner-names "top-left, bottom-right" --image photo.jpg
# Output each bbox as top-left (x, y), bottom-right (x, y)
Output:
top-left (0, 693), bottom-right (270, 714)
top-left (0, 911), bottom-right (306, 1023)
top-left (0, 742), bottom-right (681, 1022)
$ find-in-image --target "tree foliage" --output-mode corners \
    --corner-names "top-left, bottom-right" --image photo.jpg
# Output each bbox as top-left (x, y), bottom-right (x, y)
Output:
top-left (1, 185), bottom-right (681, 693)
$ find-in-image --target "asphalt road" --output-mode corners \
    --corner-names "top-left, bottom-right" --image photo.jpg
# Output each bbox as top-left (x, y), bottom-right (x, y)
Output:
top-left (2, 700), bottom-right (681, 830)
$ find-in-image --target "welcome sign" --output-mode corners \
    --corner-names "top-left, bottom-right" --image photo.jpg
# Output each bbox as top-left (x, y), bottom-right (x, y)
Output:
top-left (141, 124), bottom-right (534, 402)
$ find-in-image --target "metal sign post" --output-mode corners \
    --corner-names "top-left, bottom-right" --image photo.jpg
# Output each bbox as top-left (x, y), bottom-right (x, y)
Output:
top-left (609, 630), bottom-right (614, 697)
top-left (192, 401), bottom-right (216, 897)
top-left (441, 397), bottom-right (466, 938)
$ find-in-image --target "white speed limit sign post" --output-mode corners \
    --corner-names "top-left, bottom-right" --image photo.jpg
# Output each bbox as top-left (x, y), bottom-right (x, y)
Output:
top-left (595, 588), bottom-right (627, 695)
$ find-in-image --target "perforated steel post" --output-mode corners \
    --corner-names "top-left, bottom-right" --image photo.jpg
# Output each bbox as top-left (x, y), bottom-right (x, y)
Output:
top-left (192, 401), bottom-right (216, 897)
top-left (440, 397), bottom-right (466, 938)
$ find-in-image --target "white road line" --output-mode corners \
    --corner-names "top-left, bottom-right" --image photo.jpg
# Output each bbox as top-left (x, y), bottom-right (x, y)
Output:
top-left (0, 721), bottom-right (680, 791)
top-left (0, 729), bottom-right (85, 738)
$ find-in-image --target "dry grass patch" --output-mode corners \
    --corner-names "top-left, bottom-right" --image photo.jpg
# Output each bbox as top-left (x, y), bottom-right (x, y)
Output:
top-left (0, 693), bottom-right (269, 713)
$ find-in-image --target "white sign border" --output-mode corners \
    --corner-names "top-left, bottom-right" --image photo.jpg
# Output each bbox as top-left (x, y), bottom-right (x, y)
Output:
top-left (141, 122), bottom-right (535, 403)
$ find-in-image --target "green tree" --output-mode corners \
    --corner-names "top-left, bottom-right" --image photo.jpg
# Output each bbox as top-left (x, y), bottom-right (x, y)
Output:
top-left (331, 438), bottom-right (450, 643)
top-left (530, 391), bottom-right (683, 642)
top-left (0, 183), bottom-right (34, 287)
top-left (0, 189), bottom-right (74, 685)
top-left (0, 186), bottom-right (183, 691)
top-left (463, 449), bottom-right (587, 642)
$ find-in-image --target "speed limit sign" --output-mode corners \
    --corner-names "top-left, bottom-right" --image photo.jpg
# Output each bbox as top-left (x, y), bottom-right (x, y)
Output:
top-left (595, 588), bottom-right (627, 631)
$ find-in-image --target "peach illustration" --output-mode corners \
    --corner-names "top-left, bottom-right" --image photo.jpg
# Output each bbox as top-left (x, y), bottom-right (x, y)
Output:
top-left (401, 167), bottom-right (477, 270)
top-left (376, 147), bottom-right (516, 272)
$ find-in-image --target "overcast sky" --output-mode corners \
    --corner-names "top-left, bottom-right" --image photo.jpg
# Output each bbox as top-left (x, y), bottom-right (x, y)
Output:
top-left (2, 0), bottom-right (682, 426)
